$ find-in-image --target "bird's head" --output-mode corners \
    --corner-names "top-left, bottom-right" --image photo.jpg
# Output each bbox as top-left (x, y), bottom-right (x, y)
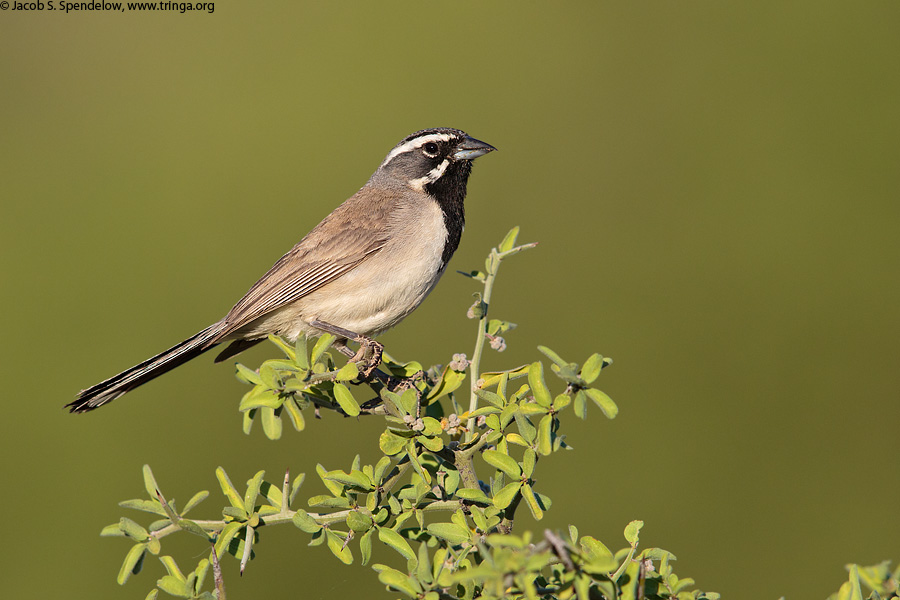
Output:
top-left (376, 128), bottom-right (497, 195)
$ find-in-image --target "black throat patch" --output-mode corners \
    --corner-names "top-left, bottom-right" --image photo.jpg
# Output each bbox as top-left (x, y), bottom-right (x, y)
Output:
top-left (425, 160), bottom-right (472, 268)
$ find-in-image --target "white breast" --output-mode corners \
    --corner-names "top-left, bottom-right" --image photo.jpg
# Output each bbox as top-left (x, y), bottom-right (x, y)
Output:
top-left (271, 198), bottom-right (449, 340)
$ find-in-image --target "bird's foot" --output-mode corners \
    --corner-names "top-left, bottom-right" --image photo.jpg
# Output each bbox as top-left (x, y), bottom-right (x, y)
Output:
top-left (350, 336), bottom-right (384, 379)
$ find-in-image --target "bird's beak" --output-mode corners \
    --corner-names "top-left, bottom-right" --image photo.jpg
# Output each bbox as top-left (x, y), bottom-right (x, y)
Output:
top-left (452, 136), bottom-right (497, 161)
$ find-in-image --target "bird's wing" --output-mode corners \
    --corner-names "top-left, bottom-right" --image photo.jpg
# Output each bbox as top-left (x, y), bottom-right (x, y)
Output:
top-left (218, 194), bottom-right (393, 335)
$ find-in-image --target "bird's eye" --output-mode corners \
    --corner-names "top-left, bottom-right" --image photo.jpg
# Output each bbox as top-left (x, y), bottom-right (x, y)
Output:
top-left (422, 142), bottom-right (439, 156)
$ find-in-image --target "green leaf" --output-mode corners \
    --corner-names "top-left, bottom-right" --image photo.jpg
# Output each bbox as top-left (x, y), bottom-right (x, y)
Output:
top-left (335, 361), bottom-right (360, 381)
top-left (528, 362), bottom-right (552, 407)
top-left (419, 435), bottom-right (444, 453)
top-left (373, 456), bottom-right (392, 483)
top-left (117, 544), bottom-right (146, 585)
top-left (379, 431), bottom-right (407, 456)
top-left (159, 555), bottom-right (184, 579)
top-left (426, 366), bottom-right (466, 402)
top-left (518, 403), bottom-right (548, 416)
top-left (310, 333), bottom-right (335, 365)
top-left (574, 390), bottom-right (587, 419)
top-left (426, 522), bottom-right (471, 545)
top-left (492, 481), bottom-right (522, 509)
top-left (325, 469), bottom-right (373, 490)
top-left (624, 520), bottom-right (643, 545)
top-left (399, 389), bottom-right (418, 415)
top-left (214, 522), bottom-right (244, 559)
top-left (537, 346), bottom-right (568, 367)
top-left (119, 517), bottom-right (150, 542)
top-left (216, 467), bottom-right (246, 511)
top-left (156, 575), bottom-right (189, 597)
top-left (536, 414), bottom-right (553, 456)
top-left (234, 363), bottom-right (263, 385)
top-left (580, 536), bottom-right (616, 568)
top-left (640, 547), bottom-right (673, 562)
top-left (284, 397), bottom-right (306, 431)
top-left (484, 413), bottom-right (501, 431)
top-left (259, 362), bottom-right (281, 390)
top-left (416, 542), bottom-right (434, 585)
top-left (294, 334), bottom-right (310, 369)
top-left (242, 408), bottom-right (255, 434)
top-left (180, 491), bottom-right (209, 516)
top-left (474, 388), bottom-right (505, 408)
top-left (101, 523), bottom-right (126, 537)
top-left (586, 388), bottom-right (618, 419)
top-left (454, 488), bottom-right (492, 505)
top-left (552, 392), bottom-right (571, 411)
top-left (118, 499), bottom-right (167, 516)
top-left (243, 470), bottom-right (265, 513)
top-left (346, 510), bottom-right (373, 533)
top-left (522, 448), bottom-right (536, 478)
top-left (142, 465), bottom-right (160, 498)
top-left (505, 432), bottom-right (530, 447)
top-left (239, 388), bottom-right (283, 411)
top-left (482, 449), bottom-right (521, 478)
top-left (266, 334), bottom-right (296, 360)
top-left (847, 564), bottom-right (865, 600)
top-left (326, 531), bottom-right (354, 564)
top-left (574, 572), bottom-right (591, 600)
top-left (308, 495), bottom-right (351, 509)
top-left (520, 484), bottom-right (543, 520)
top-left (479, 364), bottom-right (530, 389)
top-left (377, 566), bottom-right (421, 597)
top-left (359, 528), bottom-right (375, 566)
top-left (498, 226), bottom-right (520, 252)
top-left (191, 559), bottom-right (210, 594)
top-left (457, 269), bottom-right (486, 282)
top-left (174, 518), bottom-right (209, 539)
top-left (467, 404), bottom-right (499, 418)
top-left (317, 463), bottom-right (345, 495)
top-left (292, 510), bottom-right (321, 533)
top-left (260, 406), bottom-right (282, 439)
top-left (379, 528), bottom-right (417, 564)
top-left (406, 441), bottom-right (431, 485)
top-left (581, 353), bottom-right (605, 384)
top-left (290, 473), bottom-right (306, 505)
top-left (487, 319), bottom-right (517, 336)
top-left (550, 361), bottom-right (581, 383)
top-left (333, 383), bottom-right (361, 417)
top-left (421, 416), bottom-right (443, 437)
top-left (513, 412), bottom-right (537, 443)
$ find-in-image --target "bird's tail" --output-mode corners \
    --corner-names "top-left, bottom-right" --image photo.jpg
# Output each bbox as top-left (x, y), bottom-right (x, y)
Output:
top-left (67, 323), bottom-right (226, 413)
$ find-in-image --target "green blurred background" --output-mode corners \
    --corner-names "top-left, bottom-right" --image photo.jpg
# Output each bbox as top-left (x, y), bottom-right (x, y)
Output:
top-left (2, 2), bottom-right (898, 598)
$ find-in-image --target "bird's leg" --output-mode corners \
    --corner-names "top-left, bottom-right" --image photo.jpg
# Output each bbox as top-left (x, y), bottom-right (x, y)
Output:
top-left (309, 320), bottom-right (423, 413)
top-left (308, 319), bottom-right (384, 378)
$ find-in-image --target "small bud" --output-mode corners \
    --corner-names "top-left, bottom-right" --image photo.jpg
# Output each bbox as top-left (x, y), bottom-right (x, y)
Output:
top-left (467, 299), bottom-right (486, 319)
top-left (449, 353), bottom-right (469, 371)
top-left (488, 335), bottom-right (506, 352)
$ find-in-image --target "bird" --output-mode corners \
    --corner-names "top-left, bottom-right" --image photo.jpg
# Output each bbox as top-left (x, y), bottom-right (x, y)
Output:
top-left (67, 127), bottom-right (496, 413)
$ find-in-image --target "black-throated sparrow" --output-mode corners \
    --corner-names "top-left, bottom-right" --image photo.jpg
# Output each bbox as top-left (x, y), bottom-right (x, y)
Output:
top-left (68, 128), bottom-right (496, 413)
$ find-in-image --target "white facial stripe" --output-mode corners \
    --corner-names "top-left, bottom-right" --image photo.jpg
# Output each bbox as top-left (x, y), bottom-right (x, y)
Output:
top-left (408, 158), bottom-right (450, 190)
top-left (381, 133), bottom-right (455, 167)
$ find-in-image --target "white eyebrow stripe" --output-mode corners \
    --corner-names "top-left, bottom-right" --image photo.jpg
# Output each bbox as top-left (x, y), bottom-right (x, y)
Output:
top-left (381, 133), bottom-right (455, 167)
top-left (408, 158), bottom-right (450, 191)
